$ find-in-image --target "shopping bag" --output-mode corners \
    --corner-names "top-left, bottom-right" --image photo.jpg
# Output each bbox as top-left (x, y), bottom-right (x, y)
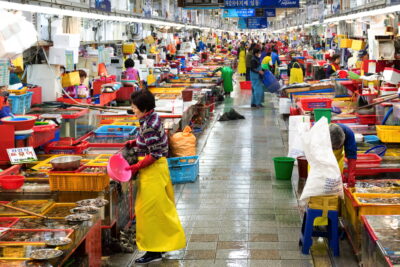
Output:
top-left (170, 126), bottom-right (196, 157)
top-left (263, 70), bottom-right (280, 93)
top-left (300, 117), bottom-right (343, 201)
top-left (289, 63), bottom-right (304, 84)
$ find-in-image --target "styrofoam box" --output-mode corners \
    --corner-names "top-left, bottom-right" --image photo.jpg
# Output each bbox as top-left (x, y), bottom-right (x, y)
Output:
top-left (383, 68), bottom-right (400, 85)
top-left (279, 98), bottom-right (291, 115)
top-left (49, 47), bottom-right (79, 65)
top-left (53, 34), bottom-right (80, 48)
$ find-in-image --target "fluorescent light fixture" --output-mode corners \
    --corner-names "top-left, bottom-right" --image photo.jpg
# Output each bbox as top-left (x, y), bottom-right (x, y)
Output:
top-left (324, 4), bottom-right (400, 23)
top-left (0, 1), bottom-right (208, 29)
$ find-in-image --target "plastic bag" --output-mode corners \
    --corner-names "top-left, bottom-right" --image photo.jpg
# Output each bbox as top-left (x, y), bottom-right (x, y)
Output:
top-left (263, 70), bottom-right (280, 93)
top-left (170, 126), bottom-right (196, 157)
top-left (287, 115), bottom-right (311, 159)
top-left (289, 63), bottom-right (304, 84)
top-left (300, 117), bottom-right (343, 201)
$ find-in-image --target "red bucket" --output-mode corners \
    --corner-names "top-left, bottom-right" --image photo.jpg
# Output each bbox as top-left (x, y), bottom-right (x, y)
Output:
top-left (240, 81), bottom-right (252, 90)
top-left (182, 90), bottom-right (193, 102)
top-left (297, 156), bottom-right (308, 179)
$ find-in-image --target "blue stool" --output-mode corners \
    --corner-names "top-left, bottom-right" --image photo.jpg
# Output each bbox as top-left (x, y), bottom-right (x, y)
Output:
top-left (299, 207), bottom-right (340, 256)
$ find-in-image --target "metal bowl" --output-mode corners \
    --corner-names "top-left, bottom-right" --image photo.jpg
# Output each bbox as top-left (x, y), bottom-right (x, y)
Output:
top-left (50, 156), bottom-right (82, 171)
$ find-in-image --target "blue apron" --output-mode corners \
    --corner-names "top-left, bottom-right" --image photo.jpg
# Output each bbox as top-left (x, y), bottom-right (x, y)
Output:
top-left (250, 65), bottom-right (265, 106)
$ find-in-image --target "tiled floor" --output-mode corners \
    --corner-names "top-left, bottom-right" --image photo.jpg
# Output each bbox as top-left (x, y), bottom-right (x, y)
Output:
top-left (133, 86), bottom-right (314, 266)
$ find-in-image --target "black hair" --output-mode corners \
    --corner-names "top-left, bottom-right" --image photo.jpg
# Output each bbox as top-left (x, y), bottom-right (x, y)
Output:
top-left (130, 90), bottom-right (155, 112)
top-left (125, 58), bottom-right (135, 68)
top-left (272, 48), bottom-right (278, 53)
top-left (266, 52), bottom-right (271, 56)
top-left (78, 69), bottom-right (87, 78)
top-left (331, 54), bottom-right (340, 61)
top-left (253, 47), bottom-right (261, 55)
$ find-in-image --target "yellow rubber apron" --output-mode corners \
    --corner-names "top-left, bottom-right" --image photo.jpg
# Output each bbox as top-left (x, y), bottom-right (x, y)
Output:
top-left (313, 148), bottom-right (345, 226)
top-left (135, 157), bottom-right (186, 252)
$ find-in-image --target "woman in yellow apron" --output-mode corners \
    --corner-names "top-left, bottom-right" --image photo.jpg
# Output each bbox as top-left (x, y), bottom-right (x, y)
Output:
top-left (125, 90), bottom-right (186, 264)
top-left (237, 42), bottom-right (247, 76)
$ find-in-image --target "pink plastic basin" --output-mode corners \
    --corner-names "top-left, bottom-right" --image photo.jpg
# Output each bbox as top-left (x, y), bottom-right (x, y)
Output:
top-left (107, 154), bottom-right (131, 182)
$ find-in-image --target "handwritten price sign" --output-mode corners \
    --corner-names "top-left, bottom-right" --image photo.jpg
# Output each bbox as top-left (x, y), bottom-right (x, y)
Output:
top-left (7, 147), bottom-right (38, 164)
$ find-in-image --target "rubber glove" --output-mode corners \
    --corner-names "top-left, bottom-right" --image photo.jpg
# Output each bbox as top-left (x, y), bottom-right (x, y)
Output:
top-left (124, 139), bottom-right (136, 148)
top-left (125, 154), bottom-right (156, 175)
top-left (347, 158), bottom-right (357, 187)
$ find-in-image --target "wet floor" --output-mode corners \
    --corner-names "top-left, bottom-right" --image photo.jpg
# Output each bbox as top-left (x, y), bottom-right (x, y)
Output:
top-left (120, 82), bottom-right (359, 267)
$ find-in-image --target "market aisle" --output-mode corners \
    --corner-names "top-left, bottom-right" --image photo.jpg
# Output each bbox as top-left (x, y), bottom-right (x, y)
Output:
top-left (160, 87), bottom-right (313, 267)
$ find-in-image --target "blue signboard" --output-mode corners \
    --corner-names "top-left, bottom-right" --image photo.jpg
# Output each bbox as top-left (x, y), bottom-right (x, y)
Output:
top-left (238, 17), bottom-right (268, 29)
top-left (223, 8), bottom-right (256, 18)
top-left (225, 0), bottom-right (299, 8)
top-left (265, 8), bottom-right (276, 17)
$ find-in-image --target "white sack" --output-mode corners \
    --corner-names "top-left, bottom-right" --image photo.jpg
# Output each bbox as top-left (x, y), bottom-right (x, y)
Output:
top-left (300, 117), bottom-right (343, 201)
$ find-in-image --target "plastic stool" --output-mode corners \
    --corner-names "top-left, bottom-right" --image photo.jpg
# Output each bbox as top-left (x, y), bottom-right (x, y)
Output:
top-left (299, 208), bottom-right (340, 256)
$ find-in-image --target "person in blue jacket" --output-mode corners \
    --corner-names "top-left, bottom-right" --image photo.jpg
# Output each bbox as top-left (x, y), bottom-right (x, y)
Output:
top-left (270, 48), bottom-right (281, 76)
top-left (250, 47), bottom-right (265, 108)
top-left (329, 123), bottom-right (357, 187)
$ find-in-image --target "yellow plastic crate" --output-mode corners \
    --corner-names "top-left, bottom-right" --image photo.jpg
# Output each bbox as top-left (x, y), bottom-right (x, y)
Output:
top-left (87, 154), bottom-right (112, 167)
top-left (149, 87), bottom-right (186, 94)
top-left (48, 167), bottom-right (109, 192)
top-left (61, 71), bottom-right (80, 88)
top-left (31, 155), bottom-right (90, 171)
top-left (7, 88), bottom-right (27, 95)
top-left (122, 43), bottom-right (135, 54)
top-left (43, 203), bottom-right (76, 219)
top-left (340, 39), bottom-right (353, 48)
top-left (353, 193), bottom-right (400, 217)
top-left (376, 125), bottom-right (400, 143)
top-left (351, 40), bottom-right (366, 51)
top-left (0, 200), bottom-right (54, 217)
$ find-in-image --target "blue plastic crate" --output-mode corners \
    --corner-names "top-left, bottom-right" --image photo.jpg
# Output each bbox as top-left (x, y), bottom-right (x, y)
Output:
top-left (94, 125), bottom-right (137, 136)
top-left (8, 92), bottom-right (33, 114)
top-left (168, 156), bottom-right (199, 184)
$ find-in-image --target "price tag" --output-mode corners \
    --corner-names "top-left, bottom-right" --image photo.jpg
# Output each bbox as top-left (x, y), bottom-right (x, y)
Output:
top-left (7, 147), bottom-right (38, 164)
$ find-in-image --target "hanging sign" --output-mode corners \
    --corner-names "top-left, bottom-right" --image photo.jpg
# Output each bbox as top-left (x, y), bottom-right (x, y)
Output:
top-left (265, 9), bottom-right (276, 17)
top-left (225, 0), bottom-right (299, 8)
top-left (7, 147), bottom-right (37, 164)
top-left (238, 17), bottom-right (268, 29)
top-left (223, 8), bottom-right (256, 18)
top-left (65, 50), bottom-right (74, 72)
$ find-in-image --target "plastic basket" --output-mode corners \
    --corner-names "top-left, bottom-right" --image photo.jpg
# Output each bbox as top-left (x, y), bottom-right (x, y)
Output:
top-left (30, 125), bottom-right (57, 148)
top-left (299, 98), bottom-right (333, 111)
top-left (44, 138), bottom-right (89, 154)
top-left (168, 156), bottom-right (199, 184)
top-left (56, 97), bottom-right (92, 105)
top-left (116, 86), bottom-right (136, 101)
top-left (376, 125), bottom-right (400, 143)
top-left (357, 114), bottom-right (377, 125)
top-left (0, 60), bottom-right (10, 87)
top-left (344, 154), bottom-right (382, 168)
top-left (8, 88), bottom-right (28, 95)
top-left (93, 91), bottom-right (117, 106)
top-left (353, 193), bottom-right (400, 219)
top-left (94, 125), bottom-right (137, 136)
top-left (0, 217), bottom-right (19, 228)
top-left (240, 81), bottom-right (252, 90)
top-left (8, 92), bottom-right (33, 114)
top-left (48, 166), bottom-right (109, 191)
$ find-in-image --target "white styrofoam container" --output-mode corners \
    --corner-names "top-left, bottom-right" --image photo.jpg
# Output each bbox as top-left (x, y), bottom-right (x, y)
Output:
top-left (49, 47), bottom-right (79, 65)
top-left (279, 98), bottom-right (291, 115)
top-left (383, 68), bottom-right (400, 85)
top-left (53, 34), bottom-right (80, 48)
top-left (381, 86), bottom-right (398, 96)
top-left (27, 64), bottom-right (62, 102)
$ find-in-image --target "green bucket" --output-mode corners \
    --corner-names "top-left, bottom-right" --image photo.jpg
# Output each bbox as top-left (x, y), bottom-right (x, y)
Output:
top-left (314, 108), bottom-right (332, 123)
top-left (273, 157), bottom-right (295, 180)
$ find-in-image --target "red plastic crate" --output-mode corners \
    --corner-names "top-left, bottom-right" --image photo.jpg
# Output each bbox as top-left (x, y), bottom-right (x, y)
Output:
top-left (240, 81), bottom-right (252, 90)
top-left (93, 76), bottom-right (116, 95)
top-left (0, 217), bottom-right (19, 228)
top-left (95, 91), bottom-right (117, 106)
top-left (57, 97), bottom-right (91, 105)
top-left (116, 86), bottom-right (135, 101)
top-left (344, 154), bottom-right (382, 168)
top-left (299, 98), bottom-right (333, 111)
top-left (27, 86), bottom-right (42, 106)
top-left (356, 114), bottom-right (377, 125)
top-left (30, 125), bottom-right (57, 148)
top-left (44, 138), bottom-right (88, 154)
